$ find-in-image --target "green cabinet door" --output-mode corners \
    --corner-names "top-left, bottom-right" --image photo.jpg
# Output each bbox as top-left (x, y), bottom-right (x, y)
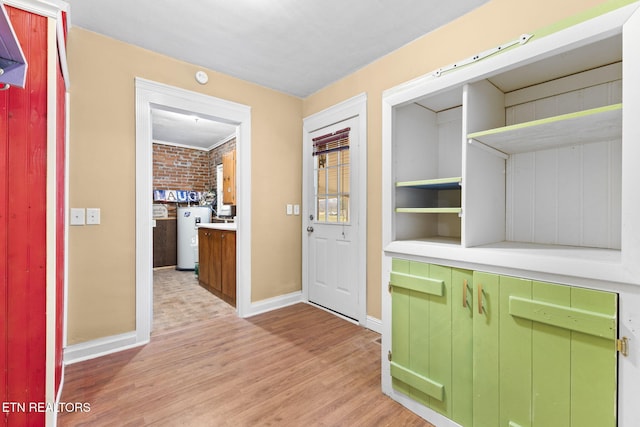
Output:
top-left (473, 272), bottom-right (618, 427)
top-left (451, 268), bottom-right (473, 427)
top-left (499, 276), bottom-right (533, 427)
top-left (472, 271), bottom-right (500, 427)
top-left (390, 259), bottom-right (473, 423)
top-left (568, 286), bottom-right (617, 427)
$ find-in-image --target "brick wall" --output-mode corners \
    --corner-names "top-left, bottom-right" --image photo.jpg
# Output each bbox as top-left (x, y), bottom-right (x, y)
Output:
top-left (153, 139), bottom-right (236, 216)
top-left (153, 144), bottom-right (211, 192)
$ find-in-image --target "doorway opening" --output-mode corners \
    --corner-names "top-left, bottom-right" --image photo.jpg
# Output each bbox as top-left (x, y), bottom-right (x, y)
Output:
top-left (135, 78), bottom-right (252, 345)
top-left (150, 107), bottom-right (237, 333)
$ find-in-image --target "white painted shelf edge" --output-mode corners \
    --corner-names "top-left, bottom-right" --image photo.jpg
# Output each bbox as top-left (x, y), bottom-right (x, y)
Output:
top-left (396, 176), bottom-right (462, 189)
top-left (384, 239), bottom-right (626, 284)
top-left (467, 103), bottom-right (622, 155)
top-left (395, 207), bottom-right (462, 214)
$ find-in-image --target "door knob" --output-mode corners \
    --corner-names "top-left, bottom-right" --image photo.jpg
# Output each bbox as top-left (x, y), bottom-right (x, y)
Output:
top-left (307, 226), bottom-right (314, 232)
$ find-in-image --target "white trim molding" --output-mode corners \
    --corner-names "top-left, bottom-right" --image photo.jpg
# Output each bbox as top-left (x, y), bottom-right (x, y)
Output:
top-left (244, 291), bottom-right (304, 318)
top-left (63, 332), bottom-right (142, 365)
top-left (366, 316), bottom-right (382, 334)
top-left (4, 0), bottom-right (68, 18)
top-left (302, 93), bottom-right (368, 326)
top-left (135, 78), bottom-right (252, 349)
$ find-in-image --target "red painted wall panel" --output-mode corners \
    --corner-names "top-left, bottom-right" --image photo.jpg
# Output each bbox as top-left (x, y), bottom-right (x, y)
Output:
top-left (0, 39), bottom-right (9, 427)
top-left (2, 7), bottom-right (49, 427)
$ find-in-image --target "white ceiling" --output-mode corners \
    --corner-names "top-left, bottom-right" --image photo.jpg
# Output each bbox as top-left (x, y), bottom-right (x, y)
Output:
top-left (151, 108), bottom-right (236, 150)
top-left (67, 0), bottom-right (488, 148)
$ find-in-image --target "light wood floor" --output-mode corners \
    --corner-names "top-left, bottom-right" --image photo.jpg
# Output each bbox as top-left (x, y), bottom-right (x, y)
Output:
top-left (59, 269), bottom-right (432, 426)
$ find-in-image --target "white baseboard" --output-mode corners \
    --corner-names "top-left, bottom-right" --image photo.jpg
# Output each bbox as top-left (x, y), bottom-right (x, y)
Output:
top-left (64, 331), bottom-right (147, 365)
top-left (366, 316), bottom-right (382, 334)
top-left (243, 291), bottom-right (304, 318)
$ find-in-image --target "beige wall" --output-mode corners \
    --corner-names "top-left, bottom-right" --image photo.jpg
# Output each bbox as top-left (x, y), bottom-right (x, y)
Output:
top-left (301, 0), bottom-right (614, 319)
top-left (67, 29), bottom-right (303, 344)
top-left (67, 0), bottom-right (614, 345)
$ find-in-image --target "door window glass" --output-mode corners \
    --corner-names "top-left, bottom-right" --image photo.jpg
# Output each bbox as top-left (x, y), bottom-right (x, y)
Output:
top-left (313, 128), bottom-right (350, 224)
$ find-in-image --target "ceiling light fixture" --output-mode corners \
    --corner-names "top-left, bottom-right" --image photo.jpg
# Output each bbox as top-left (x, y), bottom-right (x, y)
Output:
top-left (195, 70), bottom-right (208, 85)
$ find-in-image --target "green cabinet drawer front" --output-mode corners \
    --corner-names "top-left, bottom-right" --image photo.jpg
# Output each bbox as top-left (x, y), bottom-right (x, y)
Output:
top-left (390, 260), bottom-right (473, 421)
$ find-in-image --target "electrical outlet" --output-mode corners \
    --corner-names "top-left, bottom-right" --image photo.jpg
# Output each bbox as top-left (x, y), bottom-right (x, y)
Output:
top-left (70, 208), bottom-right (85, 226)
top-left (86, 208), bottom-right (101, 225)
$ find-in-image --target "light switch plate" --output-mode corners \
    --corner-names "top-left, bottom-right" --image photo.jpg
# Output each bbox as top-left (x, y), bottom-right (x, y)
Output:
top-left (286, 204), bottom-right (293, 215)
top-left (294, 204), bottom-right (300, 215)
top-left (86, 208), bottom-right (101, 225)
top-left (70, 208), bottom-right (85, 226)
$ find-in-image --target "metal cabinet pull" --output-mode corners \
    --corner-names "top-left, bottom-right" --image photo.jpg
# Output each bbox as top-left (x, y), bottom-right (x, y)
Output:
top-left (463, 279), bottom-right (468, 307)
top-left (478, 283), bottom-right (486, 314)
top-left (462, 279), bottom-right (472, 311)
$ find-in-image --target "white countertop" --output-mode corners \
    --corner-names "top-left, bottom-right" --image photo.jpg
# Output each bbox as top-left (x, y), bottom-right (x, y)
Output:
top-left (198, 222), bottom-right (237, 231)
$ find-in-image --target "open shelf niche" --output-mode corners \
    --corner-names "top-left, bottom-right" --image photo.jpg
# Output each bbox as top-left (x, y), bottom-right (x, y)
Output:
top-left (393, 87), bottom-right (463, 244)
top-left (464, 49), bottom-right (622, 251)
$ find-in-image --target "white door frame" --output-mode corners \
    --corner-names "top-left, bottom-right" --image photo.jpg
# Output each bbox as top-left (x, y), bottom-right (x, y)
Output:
top-left (135, 78), bottom-right (252, 344)
top-left (302, 93), bottom-right (367, 325)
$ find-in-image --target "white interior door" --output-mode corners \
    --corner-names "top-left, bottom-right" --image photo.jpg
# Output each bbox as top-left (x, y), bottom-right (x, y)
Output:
top-left (306, 116), bottom-right (359, 320)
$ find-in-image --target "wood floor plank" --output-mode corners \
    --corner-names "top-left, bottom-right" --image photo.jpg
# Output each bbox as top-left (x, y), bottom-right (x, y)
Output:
top-left (59, 270), bottom-right (432, 426)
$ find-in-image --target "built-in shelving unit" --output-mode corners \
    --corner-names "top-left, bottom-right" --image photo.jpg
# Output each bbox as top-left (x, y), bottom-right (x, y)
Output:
top-left (382, 4), bottom-right (640, 427)
top-left (385, 24), bottom-right (629, 270)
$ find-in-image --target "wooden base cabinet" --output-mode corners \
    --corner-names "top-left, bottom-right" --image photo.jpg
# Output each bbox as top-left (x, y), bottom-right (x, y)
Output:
top-left (198, 228), bottom-right (236, 306)
top-left (153, 218), bottom-right (177, 267)
top-left (390, 259), bottom-right (618, 427)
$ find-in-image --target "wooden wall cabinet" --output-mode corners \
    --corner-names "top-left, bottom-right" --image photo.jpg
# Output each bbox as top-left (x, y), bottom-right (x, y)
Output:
top-left (198, 227), bottom-right (236, 306)
top-left (390, 259), bottom-right (618, 427)
top-left (222, 149), bottom-right (236, 205)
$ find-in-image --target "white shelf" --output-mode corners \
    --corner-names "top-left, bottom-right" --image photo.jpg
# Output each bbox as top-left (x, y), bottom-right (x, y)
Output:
top-left (396, 207), bottom-right (461, 214)
top-left (467, 104), bottom-right (622, 155)
top-left (396, 176), bottom-right (461, 190)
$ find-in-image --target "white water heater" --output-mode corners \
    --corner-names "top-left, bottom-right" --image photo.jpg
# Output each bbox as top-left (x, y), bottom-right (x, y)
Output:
top-left (176, 206), bottom-right (211, 270)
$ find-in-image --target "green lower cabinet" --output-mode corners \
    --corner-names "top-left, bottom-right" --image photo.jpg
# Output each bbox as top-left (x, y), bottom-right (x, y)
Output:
top-left (391, 260), bottom-right (618, 427)
top-left (390, 259), bottom-right (473, 426)
top-left (472, 272), bottom-right (618, 427)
